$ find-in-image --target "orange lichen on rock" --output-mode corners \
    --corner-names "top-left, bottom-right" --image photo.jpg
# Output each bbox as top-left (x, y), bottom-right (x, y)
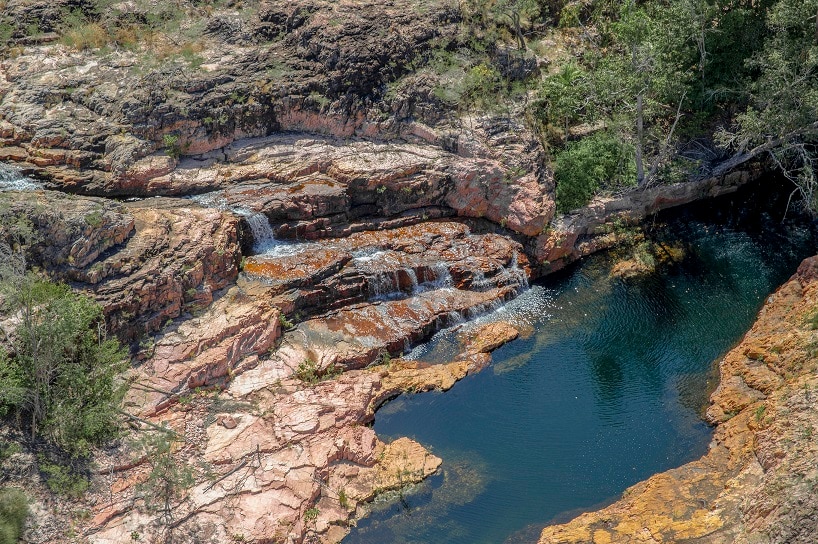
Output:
top-left (539, 255), bottom-right (818, 544)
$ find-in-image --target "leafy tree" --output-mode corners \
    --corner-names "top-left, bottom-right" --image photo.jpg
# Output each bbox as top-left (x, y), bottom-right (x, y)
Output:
top-left (134, 429), bottom-right (195, 528)
top-left (494, 0), bottom-right (541, 49)
top-left (715, 0), bottom-right (818, 212)
top-left (537, 61), bottom-right (588, 138)
top-left (0, 206), bottom-right (127, 456)
top-left (554, 130), bottom-right (636, 211)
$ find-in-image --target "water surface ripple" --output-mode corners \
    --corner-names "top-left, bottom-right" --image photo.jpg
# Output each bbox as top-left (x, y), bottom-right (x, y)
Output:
top-left (344, 200), bottom-right (816, 544)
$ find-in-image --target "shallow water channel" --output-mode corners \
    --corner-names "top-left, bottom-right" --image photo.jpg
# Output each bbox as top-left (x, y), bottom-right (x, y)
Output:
top-left (344, 182), bottom-right (817, 544)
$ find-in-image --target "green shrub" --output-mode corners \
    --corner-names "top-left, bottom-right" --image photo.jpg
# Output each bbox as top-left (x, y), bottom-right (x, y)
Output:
top-left (134, 430), bottom-right (194, 523)
top-left (0, 441), bottom-right (20, 463)
top-left (554, 131), bottom-right (636, 212)
top-left (295, 358), bottom-right (319, 384)
top-left (163, 134), bottom-right (182, 159)
top-left (84, 209), bottom-right (104, 228)
top-left (39, 461), bottom-right (89, 498)
top-left (278, 314), bottom-right (294, 330)
top-left (303, 507), bottom-right (320, 523)
top-left (0, 488), bottom-right (28, 544)
top-left (0, 276), bottom-right (128, 456)
top-left (294, 358), bottom-right (341, 384)
top-left (60, 11), bottom-right (109, 51)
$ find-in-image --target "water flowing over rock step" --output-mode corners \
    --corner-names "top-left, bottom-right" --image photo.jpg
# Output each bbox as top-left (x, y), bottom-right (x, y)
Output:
top-left (229, 284), bottom-right (518, 397)
top-left (240, 221), bottom-right (530, 318)
top-left (128, 219), bottom-right (531, 416)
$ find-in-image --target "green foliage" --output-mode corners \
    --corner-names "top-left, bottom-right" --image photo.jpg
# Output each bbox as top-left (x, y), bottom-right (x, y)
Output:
top-left (278, 314), bottom-right (294, 330)
top-left (60, 10), bottom-right (109, 51)
top-left (84, 209), bottom-right (104, 228)
top-left (0, 488), bottom-right (28, 544)
top-left (754, 404), bottom-right (767, 424)
top-left (806, 307), bottom-right (818, 330)
top-left (0, 441), bottom-right (20, 463)
top-left (163, 133), bottom-right (182, 159)
top-left (536, 61), bottom-right (588, 136)
top-left (554, 131), bottom-right (635, 211)
top-left (134, 429), bottom-right (195, 524)
top-left (295, 358), bottom-right (320, 383)
top-left (0, 278), bottom-right (128, 455)
top-left (0, 210), bottom-right (127, 457)
top-left (338, 488), bottom-right (349, 509)
top-left (294, 358), bottom-right (341, 384)
top-left (39, 460), bottom-right (89, 498)
top-left (462, 63), bottom-right (504, 111)
top-left (303, 507), bottom-right (320, 523)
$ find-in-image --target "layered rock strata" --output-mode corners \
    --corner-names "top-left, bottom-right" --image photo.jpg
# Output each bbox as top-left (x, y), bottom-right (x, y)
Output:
top-left (90, 321), bottom-right (520, 544)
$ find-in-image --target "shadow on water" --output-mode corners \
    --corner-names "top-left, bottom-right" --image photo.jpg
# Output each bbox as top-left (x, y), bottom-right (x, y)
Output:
top-left (345, 177), bottom-right (818, 544)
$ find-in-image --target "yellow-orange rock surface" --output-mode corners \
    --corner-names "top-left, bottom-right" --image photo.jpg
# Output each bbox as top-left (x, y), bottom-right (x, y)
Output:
top-left (539, 255), bottom-right (818, 544)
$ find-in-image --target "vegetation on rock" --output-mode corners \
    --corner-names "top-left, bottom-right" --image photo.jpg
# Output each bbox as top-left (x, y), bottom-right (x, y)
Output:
top-left (534, 0), bottom-right (818, 211)
top-left (0, 204), bottom-right (127, 457)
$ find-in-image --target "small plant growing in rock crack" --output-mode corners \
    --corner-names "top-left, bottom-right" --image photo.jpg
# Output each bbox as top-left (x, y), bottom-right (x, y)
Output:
top-left (303, 507), bottom-right (320, 523)
top-left (84, 209), bottom-right (103, 228)
top-left (294, 358), bottom-right (342, 384)
top-left (754, 405), bottom-right (767, 425)
top-left (295, 358), bottom-right (320, 383)
top-left (377, 351), bottom-right (392, 368)
top-left (338, 488), bottom-right (349, 509)
top-left (162, 134), bottom-right (182, 159)
top-left (278, 314), bottom-right (294, 330)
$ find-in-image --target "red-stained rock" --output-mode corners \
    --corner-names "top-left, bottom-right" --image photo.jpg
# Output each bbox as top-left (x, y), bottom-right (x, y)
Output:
top-left (461, 321), bottom-right (520, 354)
top-left (74, 199), bottom-right (241, 340)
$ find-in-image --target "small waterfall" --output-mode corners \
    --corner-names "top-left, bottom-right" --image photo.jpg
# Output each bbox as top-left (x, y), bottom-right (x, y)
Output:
top-left (244, 213), bottom-right (278, 253)
top-left (405, 268), bottom-right (419, 291)
top-left (369, 270), bottom-right (401, 298)
top-left (189, 193), bottom-right (312, 256)
top-left (471, 253), bottom-right (530, 293)
top-left (429, 263), bottom-right (453, 289)
top-left (0, 163), bottom-right (41, 191)
top-left (466, 297), bottom-right (506, 320)
top-left (507, 252), bottom-right (530, 292)
top-left (368, 267), bottom-right (420, 299)
top-left (470, 271), bottom-right (492, 291)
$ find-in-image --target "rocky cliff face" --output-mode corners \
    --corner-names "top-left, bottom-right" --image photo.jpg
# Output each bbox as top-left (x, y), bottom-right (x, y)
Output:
top-left (538, 255), bottom-right (818, 544)
top-left (0, 1), bottom-right (782, 543)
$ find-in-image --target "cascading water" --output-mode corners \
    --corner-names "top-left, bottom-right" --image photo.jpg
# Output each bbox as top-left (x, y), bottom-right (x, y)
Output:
top-left (427, 263), bottom-right (453, 290)
top-left (469, 252), bottom-right (529, 293)
top-left (363, 261), bottom-right (455, 300)
top-left (507, 251), bottom-right (529, 291)
top-left (189, 192), bottom-right (313, 256)
top-left (0, 163), bottom-right (42, 191)
top-left (243, 213), bottom-right (278, 254)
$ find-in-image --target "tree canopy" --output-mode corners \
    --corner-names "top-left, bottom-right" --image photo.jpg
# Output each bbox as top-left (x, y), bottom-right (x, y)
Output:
top-left (0, 203), bottom-right (127, 457)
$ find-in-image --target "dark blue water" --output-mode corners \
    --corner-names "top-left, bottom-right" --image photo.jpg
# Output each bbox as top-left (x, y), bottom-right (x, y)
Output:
top-left (344, 186), bottom-right (817, 544)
